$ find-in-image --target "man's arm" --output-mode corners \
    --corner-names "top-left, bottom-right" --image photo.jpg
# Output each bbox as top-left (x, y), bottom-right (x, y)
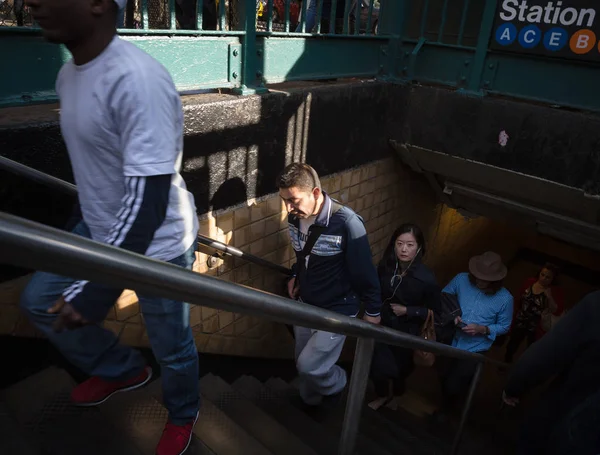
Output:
top-left (344, 214), bottom-right (381, 318)
top-left (442, 273), bottom-right (460, 296)
top-left (62, 175), bottom-right (172, 322)
top-left (504, 292), bottom-right (599, 398)
top-left (485, 295), bottom-right (513, 341)
top-left (61, 70), bottom-right (180, 323)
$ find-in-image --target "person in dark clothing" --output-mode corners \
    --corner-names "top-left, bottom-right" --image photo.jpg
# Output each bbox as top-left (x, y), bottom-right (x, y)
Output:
top-left (368, 223), bottom-right (440, 411)
top-left (504, 263), bottom-right (563, 362)
top-left (503, 290), bottom-right (600, 455)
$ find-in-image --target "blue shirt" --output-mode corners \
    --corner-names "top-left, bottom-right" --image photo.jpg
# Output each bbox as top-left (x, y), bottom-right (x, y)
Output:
top-left (443, 273), bottom-right (514, 353)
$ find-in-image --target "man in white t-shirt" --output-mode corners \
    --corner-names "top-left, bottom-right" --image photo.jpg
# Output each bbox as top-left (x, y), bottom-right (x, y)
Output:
top-left (21, 0), bottom-right (199, 453)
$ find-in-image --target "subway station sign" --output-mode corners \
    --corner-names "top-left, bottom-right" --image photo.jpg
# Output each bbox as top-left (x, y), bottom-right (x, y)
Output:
top-left (490, 0), bottom-right (600, 62)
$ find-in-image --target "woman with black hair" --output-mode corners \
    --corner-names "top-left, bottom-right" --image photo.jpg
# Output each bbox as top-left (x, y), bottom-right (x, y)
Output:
top-left (368, 223), bottom-right (440, 411)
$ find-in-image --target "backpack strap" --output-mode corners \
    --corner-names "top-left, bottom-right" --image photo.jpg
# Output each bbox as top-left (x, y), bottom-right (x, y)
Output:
top-left (296, 200), bottom-right (343, 281)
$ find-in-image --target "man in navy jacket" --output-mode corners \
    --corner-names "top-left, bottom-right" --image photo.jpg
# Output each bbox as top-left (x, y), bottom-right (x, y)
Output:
top-left (277, 163), bottom-right (381, 406)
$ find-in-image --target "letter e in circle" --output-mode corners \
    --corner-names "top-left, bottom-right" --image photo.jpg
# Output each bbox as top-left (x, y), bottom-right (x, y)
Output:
top-left (495, 23), bottom-right (517, 46)
top-left (543, 28), bottom-right (568, 51)
top-left (518, 25), bottom-right (541, 49)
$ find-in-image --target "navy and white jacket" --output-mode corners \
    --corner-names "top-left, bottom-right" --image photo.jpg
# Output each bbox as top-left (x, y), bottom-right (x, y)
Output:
top-left (289, 193), bottom-right (382, 317)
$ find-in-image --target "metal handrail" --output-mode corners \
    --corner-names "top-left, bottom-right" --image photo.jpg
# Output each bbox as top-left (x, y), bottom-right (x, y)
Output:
top-left (0, 211), bottom-right (496, 364)
top-left (197, 234), bottom-right (291, 276)
top-left (0, 156), bottom-right (506, 454)
top-left (0, 211), bottom-right (501, 454)
top-left (0, 155), bottom-right (291, 276)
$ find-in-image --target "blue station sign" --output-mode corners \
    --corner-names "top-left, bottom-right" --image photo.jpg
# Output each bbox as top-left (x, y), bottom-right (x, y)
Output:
top-left (490, 0), bottom-right (600, 62)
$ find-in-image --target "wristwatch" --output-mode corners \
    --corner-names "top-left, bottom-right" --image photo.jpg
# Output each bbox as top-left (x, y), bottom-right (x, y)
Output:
top-left (484, 326), bottom-right (490, 336)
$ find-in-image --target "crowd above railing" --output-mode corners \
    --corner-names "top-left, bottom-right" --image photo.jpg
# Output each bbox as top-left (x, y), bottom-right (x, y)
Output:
top-left (0, 0), bottom-right (382, 35)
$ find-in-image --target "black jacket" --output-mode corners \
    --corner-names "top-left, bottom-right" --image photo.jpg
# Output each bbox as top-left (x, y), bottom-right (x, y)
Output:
top-left (505, 290), bottom-right (600, 408)
top-left (378, 259), bottom-right (440, 335)
top-left (504, 291), bottom-right (600, 455)
top-left (289, 193), bottom-right (381, 317)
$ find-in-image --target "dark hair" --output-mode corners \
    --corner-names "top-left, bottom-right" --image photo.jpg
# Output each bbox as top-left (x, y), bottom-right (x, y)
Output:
top-left (276, 163), bottom-right (321, 191)
top-left (538, 262), bottom-right (560, 286)
top-left (468, 273), bottom-right (504, 295)
top-left (378, 223), bottom-right (426, 275)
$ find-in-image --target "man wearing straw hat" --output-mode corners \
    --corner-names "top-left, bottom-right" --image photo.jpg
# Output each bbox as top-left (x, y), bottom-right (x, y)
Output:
top-left (21, 0), bottom-right (200, 453)
top-left (435, 251), bottom-right (514, 418)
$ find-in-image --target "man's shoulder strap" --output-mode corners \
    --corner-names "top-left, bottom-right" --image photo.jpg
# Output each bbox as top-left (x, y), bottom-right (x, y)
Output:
top-left (300, 199), bottom-right (343, 259)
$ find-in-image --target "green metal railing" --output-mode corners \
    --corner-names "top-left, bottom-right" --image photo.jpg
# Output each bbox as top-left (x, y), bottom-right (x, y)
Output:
top-left (1, 0), bottom-right (599, 111)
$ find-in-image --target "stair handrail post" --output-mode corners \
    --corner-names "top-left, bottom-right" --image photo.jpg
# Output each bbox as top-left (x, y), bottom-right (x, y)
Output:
top-left (450, 361), bottom-right (484, 455)
top-left (338, 337), bottom-right (375, 455)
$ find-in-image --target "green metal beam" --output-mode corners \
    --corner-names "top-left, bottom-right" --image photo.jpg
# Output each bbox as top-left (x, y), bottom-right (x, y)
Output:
top-left (259, 36), bottom-right (388, 83)
top-left (483, 54), bottom-right (600, 112)
top-left (0, 33), bottom-right (241, 108)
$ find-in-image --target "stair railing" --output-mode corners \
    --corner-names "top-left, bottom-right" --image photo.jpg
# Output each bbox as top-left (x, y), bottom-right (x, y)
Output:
top-left (0, 158), bottom-right (506, 455)
top-left (0, 155), bottom-right (291, 277)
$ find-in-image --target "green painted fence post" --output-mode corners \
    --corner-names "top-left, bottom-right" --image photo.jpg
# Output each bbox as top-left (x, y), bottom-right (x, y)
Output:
top-left (466, 0), bottom-right (497, 93)
top-left (378, 0), bottom-right (409, 82)
top-left (235, 0), bottom-right (268, 95)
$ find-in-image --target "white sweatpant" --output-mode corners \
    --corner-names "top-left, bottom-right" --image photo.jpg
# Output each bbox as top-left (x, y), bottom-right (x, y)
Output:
top-left (294, 326), bottom-right (347, 405)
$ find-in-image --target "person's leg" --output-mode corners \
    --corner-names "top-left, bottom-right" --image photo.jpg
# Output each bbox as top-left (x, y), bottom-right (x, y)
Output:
top-left (19, 222), bottom-right (145, 383)
top-left (440, 358), bottom-right (479, 413)
top-left (368, 343), bottom-right (395, 410)
top-left (293, 325), bottom-right (315, 403)
top-left (139, 244), bottom-right (199, 426)
top-left (295, 0), bottom-right (318, 32)
top-left (505, 328), bottom-right (527, 363)
top-left (392, 346), bottom-right (415, 397)
top-left (526, 330), bottom-right (537, 347)
top-left (295, 329), bottom-right (347, 405)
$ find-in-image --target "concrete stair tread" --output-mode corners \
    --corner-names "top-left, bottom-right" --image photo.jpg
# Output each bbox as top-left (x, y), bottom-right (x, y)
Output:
top-left (99, 379), bottom-right (214, 455)
top-left (200, 373), bottom-right (317, 455)
top-left (0, 401), bottom-right (41, 455)
top-left (150, 375), bottom-right (273, 455)
top-left (231, 375), bottom-right (338, 455)
top-left (266, 378), bottom-right (394, 455)
top-left (1, 367), bottom-right (141, 455)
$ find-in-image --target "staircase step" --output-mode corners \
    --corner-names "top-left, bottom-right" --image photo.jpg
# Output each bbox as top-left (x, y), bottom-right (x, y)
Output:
top-left (232, 375), bottom-right (338, 455)
top-left (1, 367), bottom-right (141, 455)
top-left (150, 375), bottom-right (272, 455)
top-left (269, 378), bottom-right (394, 455)
top-left (0, 402), bottom-right (40, 455)
top-left (200, 374), bottom-right (317, 455)
top-left (361, 401), bottom-right (446, 455)
top-left (99, 380), bottom-right (214, 455)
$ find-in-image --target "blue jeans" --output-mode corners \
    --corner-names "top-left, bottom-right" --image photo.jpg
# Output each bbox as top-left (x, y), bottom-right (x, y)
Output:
top-left (20, 221), bottom-right (199, 425)
top-left (296, 0), bottom-right (319, 32)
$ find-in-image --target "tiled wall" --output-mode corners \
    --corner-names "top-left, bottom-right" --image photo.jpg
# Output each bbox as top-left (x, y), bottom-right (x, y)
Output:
top-left (0, 157), bottom-right (423, 358)
top-left (3, 157), bottom-right (599, 358)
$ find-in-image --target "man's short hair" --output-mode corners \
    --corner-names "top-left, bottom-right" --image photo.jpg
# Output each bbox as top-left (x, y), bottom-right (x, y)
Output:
top-left (276, 163), bottom-right (321, 191)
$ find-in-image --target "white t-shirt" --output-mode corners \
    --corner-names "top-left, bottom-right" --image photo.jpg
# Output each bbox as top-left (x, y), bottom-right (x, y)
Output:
top-left (56, 36), bottom-right (198, 262)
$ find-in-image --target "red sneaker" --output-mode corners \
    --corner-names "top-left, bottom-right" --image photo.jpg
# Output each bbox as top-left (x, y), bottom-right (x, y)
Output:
top-left (156, 411), bottom-right (199, 455)
top-left (71, 366), bottom-right (152, 406)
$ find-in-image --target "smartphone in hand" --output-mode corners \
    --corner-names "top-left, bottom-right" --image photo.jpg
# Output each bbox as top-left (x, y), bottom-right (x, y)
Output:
top-left (456, 321), bottom-right (468, 328)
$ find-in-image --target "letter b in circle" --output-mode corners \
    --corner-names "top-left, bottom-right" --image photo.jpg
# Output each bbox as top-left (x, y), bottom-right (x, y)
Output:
top-left (518, 25), bottom-right (541, 49)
